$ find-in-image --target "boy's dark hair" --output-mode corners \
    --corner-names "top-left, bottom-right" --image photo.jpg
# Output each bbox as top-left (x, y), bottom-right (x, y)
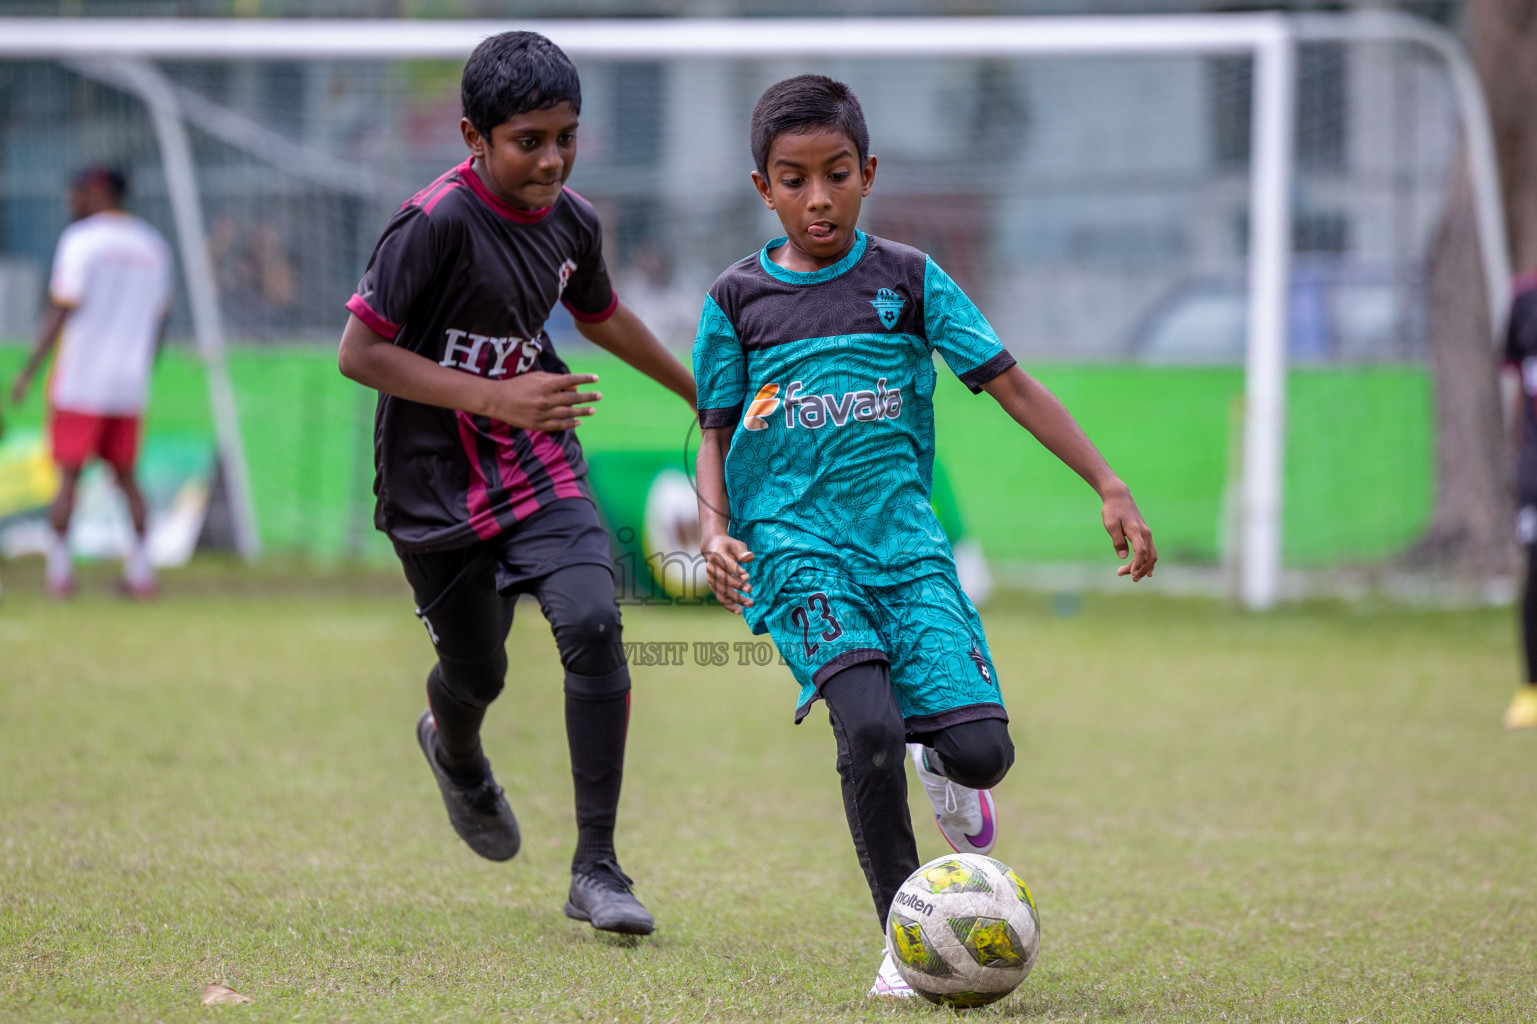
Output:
top-left (461, 31), bottom-right (582, 138)
top-left (750, 75), bottom-right (870, 176)
top-left (71, 166), bottom-right (127, 202)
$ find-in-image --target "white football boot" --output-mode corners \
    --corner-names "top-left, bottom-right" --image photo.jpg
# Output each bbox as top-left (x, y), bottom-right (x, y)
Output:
top-left (868, 948), bottom-right (915, 998)
top-left (908, 743), bottom-right (998, 856)
top-left (45, 531), bottom-right (75, 599)
top-left (121, 537), bottom-right (157, 600)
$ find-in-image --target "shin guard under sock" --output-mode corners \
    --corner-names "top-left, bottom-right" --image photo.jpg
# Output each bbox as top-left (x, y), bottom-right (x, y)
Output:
top-left (426, 663), bottom-right (490, 782)
top-left (565, 689), bottom-right (628, 869)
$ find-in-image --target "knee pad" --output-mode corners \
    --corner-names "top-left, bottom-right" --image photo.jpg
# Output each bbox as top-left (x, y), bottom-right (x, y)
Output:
top-left (934, 720), bottom-right (1014, 790)
top-left (564, 662), bottom-right (630, 702)
top-left (431, 646), bottom-right (508, 710)
top-left (839, 714), bottom-right (906, 772)
top-left (821, 660), bottom-right (904, 770)
top-left (848, 714), bottom-right (905, 755)
top-left (555, 603), bottom-right (625, 680)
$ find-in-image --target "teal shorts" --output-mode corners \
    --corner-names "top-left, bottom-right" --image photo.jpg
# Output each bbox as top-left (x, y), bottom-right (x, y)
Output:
top-left (765, 565), bottom-right (1007, 732)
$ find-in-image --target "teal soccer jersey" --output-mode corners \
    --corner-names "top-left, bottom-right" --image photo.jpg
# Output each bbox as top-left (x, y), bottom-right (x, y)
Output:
top-left (694, 230), bottom-right (1015, 726)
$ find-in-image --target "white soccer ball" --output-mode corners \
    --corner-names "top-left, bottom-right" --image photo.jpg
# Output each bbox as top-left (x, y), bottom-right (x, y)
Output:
top-left (886, 853), bottom-right (1041, 1008)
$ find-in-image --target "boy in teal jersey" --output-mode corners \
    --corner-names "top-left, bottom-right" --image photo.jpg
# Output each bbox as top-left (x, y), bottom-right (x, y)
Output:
top-left (693, 75), bottom-right (1157, 997)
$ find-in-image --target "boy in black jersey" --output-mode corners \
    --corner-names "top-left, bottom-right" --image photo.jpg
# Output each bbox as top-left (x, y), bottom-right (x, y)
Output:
top-left (339, 32), bottom-right (694, 934)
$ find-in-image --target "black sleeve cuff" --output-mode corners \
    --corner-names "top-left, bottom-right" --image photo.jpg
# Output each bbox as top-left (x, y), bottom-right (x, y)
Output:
top-left (699, 405), bottom-right (742, 429)
top-left (957, 350), bottom-right (1017, 394)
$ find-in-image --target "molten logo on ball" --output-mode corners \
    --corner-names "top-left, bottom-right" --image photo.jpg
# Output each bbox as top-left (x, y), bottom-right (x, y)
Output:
top-left (885, 853), bottom-right (1040, 1008)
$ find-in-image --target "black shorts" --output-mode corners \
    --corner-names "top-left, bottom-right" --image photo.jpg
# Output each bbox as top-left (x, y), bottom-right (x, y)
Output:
top-left (394, 496), bottom-right (615, 600)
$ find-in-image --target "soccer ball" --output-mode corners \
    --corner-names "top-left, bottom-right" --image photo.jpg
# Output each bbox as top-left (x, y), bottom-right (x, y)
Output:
top-left (885, 853), bottom-right (1040, 1008)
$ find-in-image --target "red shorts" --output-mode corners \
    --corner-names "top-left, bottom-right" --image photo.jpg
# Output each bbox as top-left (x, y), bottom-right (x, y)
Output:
top-left (50, 408), bottom-right (141, 473)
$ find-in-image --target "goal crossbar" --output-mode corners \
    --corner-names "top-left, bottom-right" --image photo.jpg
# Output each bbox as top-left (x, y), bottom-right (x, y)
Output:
top-left (0, 15), bottom-right (1296, 60)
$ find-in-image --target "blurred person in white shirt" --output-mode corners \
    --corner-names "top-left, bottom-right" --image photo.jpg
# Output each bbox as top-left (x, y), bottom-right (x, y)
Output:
top-left (9, 167), bottom-right (172, 599)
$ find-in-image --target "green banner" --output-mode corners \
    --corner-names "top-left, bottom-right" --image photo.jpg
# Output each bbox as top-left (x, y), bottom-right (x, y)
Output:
top-left (0, 345), bottom-right (1433, 569)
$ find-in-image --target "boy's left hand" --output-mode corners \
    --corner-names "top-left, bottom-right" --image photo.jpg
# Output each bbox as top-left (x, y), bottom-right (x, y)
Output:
top-left (1101, 484), bottom-right (1156, 581)
top-left (701, 533), bottom-right (754, 614)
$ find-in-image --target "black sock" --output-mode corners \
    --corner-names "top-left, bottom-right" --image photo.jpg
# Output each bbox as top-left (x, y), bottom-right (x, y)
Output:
top-left (566, 691), bottom-right (628, 870)
top-left (426, 663), bottom-right (490, 782)
top-left (533, 563), bottom-right (631, 873)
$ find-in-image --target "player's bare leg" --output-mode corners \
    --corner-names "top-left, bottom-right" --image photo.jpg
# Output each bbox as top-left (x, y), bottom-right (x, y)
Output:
top-left (113, 465), bottom-right (155, 598)
top-left (45, 467), bottom-right (81, 598)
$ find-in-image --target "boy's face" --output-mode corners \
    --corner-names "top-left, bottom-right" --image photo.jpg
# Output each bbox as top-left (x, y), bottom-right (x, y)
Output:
top-left (460, 102), bottom-right (579, 211)
top-left (752, 128), bottom-right (875, 270)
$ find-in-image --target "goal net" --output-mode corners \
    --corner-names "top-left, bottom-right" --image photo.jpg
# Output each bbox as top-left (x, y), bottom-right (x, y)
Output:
top-left (0, 16), bottom-right (1490, 604)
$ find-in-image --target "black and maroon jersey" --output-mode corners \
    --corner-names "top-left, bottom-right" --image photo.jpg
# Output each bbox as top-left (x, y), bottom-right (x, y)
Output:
top-left (346, 158), bottom-right (618, 551)
top-left (1507, 271), bottom-right (1537, 501)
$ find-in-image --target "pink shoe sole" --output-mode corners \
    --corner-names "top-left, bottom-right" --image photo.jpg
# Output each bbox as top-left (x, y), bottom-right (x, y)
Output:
top-left (937, 788), bottom-right (997, 856)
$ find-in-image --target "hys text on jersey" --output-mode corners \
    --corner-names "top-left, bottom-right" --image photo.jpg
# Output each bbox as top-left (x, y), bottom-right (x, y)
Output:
top-left (439, 329), bottom-right (544, 378)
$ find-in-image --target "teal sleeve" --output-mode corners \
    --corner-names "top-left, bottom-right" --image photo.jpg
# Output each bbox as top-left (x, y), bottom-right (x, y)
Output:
top-left (693, 294), bottom-right (747, 428)
top-left (923, 256), bottom-right (1016, 394)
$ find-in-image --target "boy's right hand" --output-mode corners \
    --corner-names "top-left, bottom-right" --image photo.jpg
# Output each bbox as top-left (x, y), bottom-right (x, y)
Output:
top-left (484, 372), bottom-right (601, 432)
top-left (1102, 483), bottom-right (1157, 581)
top-left (702, 533), bottom-right (754, 614)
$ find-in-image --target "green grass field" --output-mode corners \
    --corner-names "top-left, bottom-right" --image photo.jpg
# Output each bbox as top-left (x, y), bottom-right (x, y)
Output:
top-left (2, 563), bottom-right (1535, 1022)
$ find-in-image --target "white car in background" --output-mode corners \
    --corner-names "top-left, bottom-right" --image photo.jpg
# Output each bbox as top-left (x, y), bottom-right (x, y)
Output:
top-left (1131, 260), bottom-right (1425, 364)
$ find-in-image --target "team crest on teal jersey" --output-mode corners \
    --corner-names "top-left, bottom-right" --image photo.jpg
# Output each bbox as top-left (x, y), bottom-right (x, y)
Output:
top-left (870, 288), bottom-right (905, 330)
top-left (970, 643), bottom-right (992, 685)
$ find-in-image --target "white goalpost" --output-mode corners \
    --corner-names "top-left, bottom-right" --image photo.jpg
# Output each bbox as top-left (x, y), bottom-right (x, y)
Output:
top-left (0, 12), bottom-right (1507, 605)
